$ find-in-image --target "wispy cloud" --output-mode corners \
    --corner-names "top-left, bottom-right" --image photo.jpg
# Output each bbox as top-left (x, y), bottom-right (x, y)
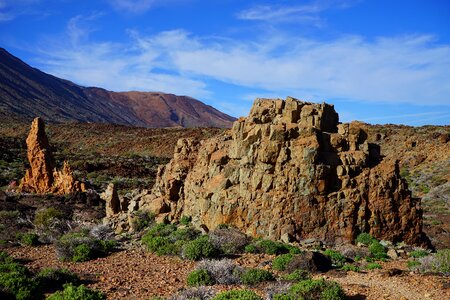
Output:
top-left (108, 0), bottom-right (188, 14)
top-left (236, 0), bottom-right (360, 24)
top-left (35, 16), bottom-right (450, 112)
top-left (0, 0), bottom-right (41, 22)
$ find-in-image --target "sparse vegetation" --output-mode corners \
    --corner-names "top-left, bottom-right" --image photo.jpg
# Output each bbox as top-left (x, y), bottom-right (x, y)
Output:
top-left (355, 233), bottom-right (376, 246)
top-left (46, 283), bottom-right (105, 300)
top-left (273, 278), bottom-right (345, 300)
top-left (341, 264), bottom-right (360, 272)
top-left (18, 233), bottom-right (39, 246)
top-left (212, 290), bottom-right (262, 300)
top-left (366, 263), bottom-right (382, 270)
top-left (209, 226), bottom-right (250, 254)
top-left (272, 254), bottom-right (294, 271)
top-left (324, 249), bottom-right (346, 268)
top-left (409, 249), bottom-right (429, 258)
top-left (281, 269), bottom-right (311, 281)
top-left (239, 268), bottom-right (275, 285)
top-left (196, 259), bottom-right (242, 285)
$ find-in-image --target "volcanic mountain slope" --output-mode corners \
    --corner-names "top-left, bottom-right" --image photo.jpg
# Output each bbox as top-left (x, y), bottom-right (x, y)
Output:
top-left (0, 48), bottom-right (235, 128)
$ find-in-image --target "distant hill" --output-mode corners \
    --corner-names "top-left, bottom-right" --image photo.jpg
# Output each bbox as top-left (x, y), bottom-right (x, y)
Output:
top-left (0, 48), bottom-right (235, 128)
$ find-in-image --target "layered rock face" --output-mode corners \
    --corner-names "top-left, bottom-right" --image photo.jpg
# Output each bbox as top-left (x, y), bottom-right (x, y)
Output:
top-left (142, 97), bottom-right (424, 244)
top-left (19, 117), bottom-right (82, 194)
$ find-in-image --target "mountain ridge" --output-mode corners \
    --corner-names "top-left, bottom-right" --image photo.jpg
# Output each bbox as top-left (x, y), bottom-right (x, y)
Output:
top-left (0, 48), bottom-right (235, 128)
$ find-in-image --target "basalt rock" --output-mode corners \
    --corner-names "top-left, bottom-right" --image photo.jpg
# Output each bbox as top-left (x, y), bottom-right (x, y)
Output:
top-left (141, 97), bottom-right (424, 245)
top-left (19, 117), bottom-right (82, 195)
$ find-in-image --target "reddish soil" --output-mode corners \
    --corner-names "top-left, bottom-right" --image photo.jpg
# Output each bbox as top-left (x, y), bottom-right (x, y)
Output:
top-left (6, 245), bottom-right (449, 300)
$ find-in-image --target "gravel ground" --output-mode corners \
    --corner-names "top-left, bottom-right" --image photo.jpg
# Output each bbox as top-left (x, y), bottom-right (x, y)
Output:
top-left (6, 245), bottom-right (450, 300)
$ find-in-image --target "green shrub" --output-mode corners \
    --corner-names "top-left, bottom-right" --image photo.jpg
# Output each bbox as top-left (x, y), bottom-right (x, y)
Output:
top-left (47, 283), bottom-right (105, 300)
top-left (275, 278), bottom-right (345, 300)
top-left (433, 249), bottom-right (450, 274)
top-left (324, 250), bottom-right (346, 268)
top-left (212, 290), bottom-right (262, 300)
top-left (186, 269), bottom-right (214, 287)
top-left (34, 208), bottom-right (64, 228)
top-left (341, 264), bottom-right (360, 272)
top-left (0, 252), bottom-right (39, 300)
top-left (355, 233), bottom-right (376, 246)
top-left (239, 268), bottom-right (274, 285)
top-left (131, 210), bottom-right (156, 232)
top-left (180, 216), bottom-right (192, 226)
top-left (366, 262), bottom-right (382, 270)
top-left (35, 268), bottom-right (80, 290)
top-left (409, 249), bottom-right (428, 258)
top-left (281, 269), bottom-right (311, 281)
top-left (272, 254), bottom-right (294, 271)
top-left (183, 236), bottom-right (218, 261)
top-left (244, 244), bottom-right (257, 253)
top-left (407, 260), bottom-right (421, 270)
top-left (55, 231), bottom-right (115, 262)
top-left (145, 223), bottom-right (177, 238)
top-left (143, 236), bottom-right (178, 256)
top-left (19, 233), bottom-right (39, 246)
top-left (369, 241), bottom-right (388, 260)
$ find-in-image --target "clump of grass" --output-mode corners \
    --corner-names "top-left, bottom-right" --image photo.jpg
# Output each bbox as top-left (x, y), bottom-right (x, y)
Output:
top-left (366, 263), bottom-right (382, 270)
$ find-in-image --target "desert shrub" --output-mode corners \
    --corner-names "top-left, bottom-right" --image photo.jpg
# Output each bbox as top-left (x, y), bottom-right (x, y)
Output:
top-left (169, 286), bottom-right (216, 300)
top-left (355, 233), bottom-right (376, 246)
top-left (324, 250), bottom-right (346, 268)
top-left (142, 225), bottom-right (200, 256)
top-left (34, 208), bottom-right (65, 228)
top-left (246, 239), bottom-right (293, 255)
top-left (415, 249), bottom-right (449, 275)
top-left (33, 208), bottom-right (69, 243)
top-left (209, 227), bottom-right (250, 254)
top-left (18, 233), bottom-right (39, 246)
top-left (187, 270), bottom-right (214, 287)
top-left (409, 249), bottom-right (429, 258)
top-left (407, 260), bottom-right (421, 270)
top-left (341, 264), bottom-right (360, 272)
top-left (0, 252), bottom-right (39, 300)
top-left (89, 225), bottom-right (114, 241)
top-left (274, 279), bottom-right (345, 300)
top-left (0, 210), bottom-right (20, 225)
top-left (131, 210), bottom-right (156, 232)
top-left (55, 231), bottom-right (115, 262)
top-left (46, 283), bottom-right (105, 300)
top-left (35, 268), bottom-right (80, 291)
top-left (169, 227), bottom-right (201, 243)
top-left (281, 269), bottom-right (311, 281)
top-left (272, 254), bottom-right (294, 271)
top-left (180, 216), bottom-right (192, 226)
top-left (240, 268), bottom-right (275, 285)
top-left (212, 290), bottom-right (262, 300)
top-left (368, 241), bottom-right (388, 260)
top-left (366, 263), bottom-right (382, 270)
top-left (197, 259), bottom-right (243, 285)
top-left (145, 223), bottom-right (177, 238)
top-left (183, 236), bottom-right (218, 261)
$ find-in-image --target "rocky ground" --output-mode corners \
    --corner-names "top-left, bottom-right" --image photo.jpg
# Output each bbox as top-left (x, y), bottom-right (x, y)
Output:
top-left (5, 244), bottom-right (449, 300)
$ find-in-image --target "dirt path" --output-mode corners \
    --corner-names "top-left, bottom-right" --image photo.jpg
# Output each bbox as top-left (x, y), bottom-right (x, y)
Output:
top-left (6, 245), bottom-right (449, 300)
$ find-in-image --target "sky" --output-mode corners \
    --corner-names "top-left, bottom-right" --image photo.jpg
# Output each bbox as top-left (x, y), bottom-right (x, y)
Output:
top-left (1, 0), bottom-right (449, 125)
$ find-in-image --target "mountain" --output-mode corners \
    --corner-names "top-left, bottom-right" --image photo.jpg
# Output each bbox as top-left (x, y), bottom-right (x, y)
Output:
top-left (0, 48), bottom-right (235, 128)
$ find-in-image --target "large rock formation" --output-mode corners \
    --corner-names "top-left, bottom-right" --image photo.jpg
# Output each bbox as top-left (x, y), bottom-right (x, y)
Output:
top-left (19, 117), bottom-right (82, 194)
top-left (141, 97), bottom-right (424, 245)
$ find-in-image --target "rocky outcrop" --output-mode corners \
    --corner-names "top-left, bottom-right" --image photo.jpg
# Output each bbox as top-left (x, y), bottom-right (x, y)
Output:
top-left (19, 117), bottom-right (82, 194)
top-left (141, 97), bottom-right (424, 245)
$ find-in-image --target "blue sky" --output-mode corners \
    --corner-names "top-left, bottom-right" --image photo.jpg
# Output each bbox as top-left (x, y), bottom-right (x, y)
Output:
top-left (1, 0), bottom-right (449, 125)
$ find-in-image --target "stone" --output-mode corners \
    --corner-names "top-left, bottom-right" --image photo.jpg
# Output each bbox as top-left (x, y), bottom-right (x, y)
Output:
top-left (286, 251), bottom-right (332, 273)
top-left (142, 97), bottom-right (425, 245)
top-left (101, 183), bottom-right (121, 217)
top-left (19, 117), bottom-right (82, 195)
top-left (387, 249), bottom-right (399, 259)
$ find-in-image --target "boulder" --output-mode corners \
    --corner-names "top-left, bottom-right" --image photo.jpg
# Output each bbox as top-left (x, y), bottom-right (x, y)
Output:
top-left (142, 97), bottom-right (425, 245)
top-left (101, 183), bottom-right (121, 217)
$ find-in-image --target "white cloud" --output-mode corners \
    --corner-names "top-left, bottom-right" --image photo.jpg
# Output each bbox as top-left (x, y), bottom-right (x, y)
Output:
top-left (108, 0), bottom-right (188, 14)
top-left (236, 0), bottom-right (360, 24)
top-left (36, 18), bottom-right (450, 109)
top-left (0, 0), bottom-right (41, 22)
